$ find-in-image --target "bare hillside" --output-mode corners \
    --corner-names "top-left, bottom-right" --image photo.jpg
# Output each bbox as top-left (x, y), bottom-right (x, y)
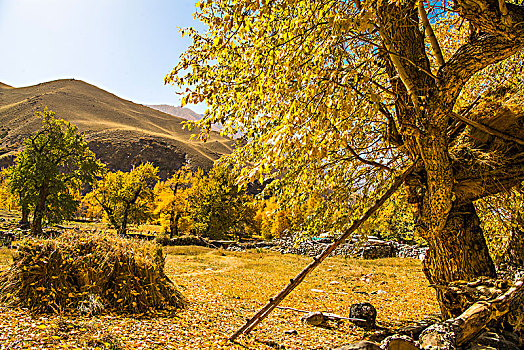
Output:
top-left (0, 79), bottom-right (232, 178)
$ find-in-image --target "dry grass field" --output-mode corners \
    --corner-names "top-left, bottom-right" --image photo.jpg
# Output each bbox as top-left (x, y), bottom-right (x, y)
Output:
top-left (0, 241), bottom-right (438, 350)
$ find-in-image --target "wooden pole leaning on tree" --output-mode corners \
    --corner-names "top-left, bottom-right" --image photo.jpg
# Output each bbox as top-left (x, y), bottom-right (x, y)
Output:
top-left (229, 161), bottom-right (418, 342)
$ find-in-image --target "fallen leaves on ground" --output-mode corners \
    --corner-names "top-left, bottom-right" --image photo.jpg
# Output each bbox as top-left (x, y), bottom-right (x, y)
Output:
top-left (0, 245), bottom-right (438, 349)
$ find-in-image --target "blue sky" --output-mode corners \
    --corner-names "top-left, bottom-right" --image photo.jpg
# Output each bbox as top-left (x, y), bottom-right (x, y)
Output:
top-left (0, 0), bottom-right (206, 112)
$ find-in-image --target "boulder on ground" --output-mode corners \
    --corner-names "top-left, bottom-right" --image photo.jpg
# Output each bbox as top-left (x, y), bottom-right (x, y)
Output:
top-left (0, 229), bottom-right (185, 314)
top-left (349, 302), bottom-right (377, 329)
top-left (301, 312), bottom-right (327, 326)
top-left (357, 241), bottom-right (396, 259)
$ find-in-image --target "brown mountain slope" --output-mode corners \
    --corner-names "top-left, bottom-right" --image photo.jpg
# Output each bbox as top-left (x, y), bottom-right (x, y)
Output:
top-left (0, 79), bottom-right (232, 179)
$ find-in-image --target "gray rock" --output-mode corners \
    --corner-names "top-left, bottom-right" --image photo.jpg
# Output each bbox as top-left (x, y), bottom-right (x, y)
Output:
top-left (333, 341), bottom-right (381, 350)
top-left (349, 302), bottom-right (377, 329)
top-left (357, 241), bottom-right (396, 259)
top-left (301, 312), bottom-right (326, 326)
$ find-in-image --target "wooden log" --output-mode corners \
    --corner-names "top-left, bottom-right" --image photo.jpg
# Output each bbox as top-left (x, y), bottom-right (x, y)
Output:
top-left (419, 279), bottom-right (524, 348)
top-left (228, 161), bottom-right (418, 342)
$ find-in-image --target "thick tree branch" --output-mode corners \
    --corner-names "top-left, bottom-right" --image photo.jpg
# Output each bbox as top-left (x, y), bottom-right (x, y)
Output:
top-left (439, 0), bottom-right (524, 107)
top-left (418, 0), bottom-right (445, 68)
top-left (375, 0), bottom-right (435, 147)
top-left (439, 35), bottom-right (522, 106)
top-left (454, 162), bottom-right (524, 203)
top-left (420, 278), bottom-right (524, 347)
top-left (379, 37), bottom-right (423, 115)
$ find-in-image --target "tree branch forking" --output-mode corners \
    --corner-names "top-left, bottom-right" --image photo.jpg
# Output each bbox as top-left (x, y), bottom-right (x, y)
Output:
top-left (440, 34), bottom-right (522, 107)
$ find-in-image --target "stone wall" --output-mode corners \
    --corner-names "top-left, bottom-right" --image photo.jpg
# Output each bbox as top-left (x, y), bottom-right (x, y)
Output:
top-left (264, 237), bottom-right (428, 260)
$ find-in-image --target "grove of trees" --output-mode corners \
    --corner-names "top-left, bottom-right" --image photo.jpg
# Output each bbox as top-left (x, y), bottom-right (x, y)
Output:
top-left (166, 0), bottom-right (524, 318)
top-left (0, 113), bottom-right (288, 240)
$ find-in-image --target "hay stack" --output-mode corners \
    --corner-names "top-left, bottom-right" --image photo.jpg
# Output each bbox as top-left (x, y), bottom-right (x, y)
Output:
top-left (0, 230), bottom-right (185, 314)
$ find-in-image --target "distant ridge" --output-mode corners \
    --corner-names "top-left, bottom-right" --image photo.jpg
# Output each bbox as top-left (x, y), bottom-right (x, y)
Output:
top-left (0, 79), bottom-right (232, 179)
top-left (147, 104), bottom-right (202, 122)
top-left (147, 104), bottom-right (222, 132)
top-left (0, 82), bottom-right (13, 89)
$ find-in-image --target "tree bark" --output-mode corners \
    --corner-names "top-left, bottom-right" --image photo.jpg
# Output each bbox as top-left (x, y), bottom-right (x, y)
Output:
top-left (421, 202), bottom-right (496, 319)
top-left (119, 205), bottom-right (129, 236)
top-left (169, 212), bottom-right (181, 238)
top-left (31, 183), bottom-right (48, 236)
top-left (19, 203), bottom-right (30, 229)
top-left (419, 278), bottom-right (524, 348)
top-left (374, 0), bottom-right (524, 321)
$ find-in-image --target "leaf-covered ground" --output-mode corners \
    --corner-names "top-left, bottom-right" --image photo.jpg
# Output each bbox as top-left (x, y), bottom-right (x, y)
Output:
top-left (0, 244), bottom-right (438, 349)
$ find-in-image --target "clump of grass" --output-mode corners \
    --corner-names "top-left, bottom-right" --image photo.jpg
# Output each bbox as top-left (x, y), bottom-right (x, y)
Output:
top-left (0, 230), bottom-right (185, 314)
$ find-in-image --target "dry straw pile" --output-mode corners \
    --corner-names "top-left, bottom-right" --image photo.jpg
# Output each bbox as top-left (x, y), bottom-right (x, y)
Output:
top-left (0, 230), bottom-right (185, 314)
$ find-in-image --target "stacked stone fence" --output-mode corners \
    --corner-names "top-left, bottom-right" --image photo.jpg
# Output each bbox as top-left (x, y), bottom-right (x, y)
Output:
top-left (232, 236), bottom-right (429, 260)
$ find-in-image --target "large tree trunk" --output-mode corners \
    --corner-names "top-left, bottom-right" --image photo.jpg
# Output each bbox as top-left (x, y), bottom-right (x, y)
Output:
top-left (19, 203), bottom-right (30, 229)
top-left (118, 217), bottom-right (128, 236)
top-left (375, 0), bottom-right (524, 322)
top-left (169, 212), bottom-right (181, 238)
top-left (31, 184), bottom-right (48, 236)
top-left (421, 201), bottom-right (496, 319)
top-left (118, 204), bottom-right (129, 236)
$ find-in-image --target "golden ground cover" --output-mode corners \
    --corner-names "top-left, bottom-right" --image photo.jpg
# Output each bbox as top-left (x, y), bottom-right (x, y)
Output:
top-left (0, 245), bottom-right (438, 350)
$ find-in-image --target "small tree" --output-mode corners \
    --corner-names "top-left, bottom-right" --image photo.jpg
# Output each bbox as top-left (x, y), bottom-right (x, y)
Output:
top-left (153, 166), bottom-right (195, 237)
top-left (187, 165), bottom-right (257, 240)
top-left (88, 162), bottom-right (159, 235)
top-left (7, 109), bottom-right (104, 235)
